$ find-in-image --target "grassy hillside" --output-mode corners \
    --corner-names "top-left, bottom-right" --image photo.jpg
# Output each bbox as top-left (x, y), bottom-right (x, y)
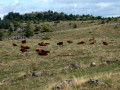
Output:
top-left (0, 21), bottom-right (120, 90)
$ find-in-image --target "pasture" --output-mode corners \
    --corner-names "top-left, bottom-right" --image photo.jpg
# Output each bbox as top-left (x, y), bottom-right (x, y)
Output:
top-left (0, 21), bottom-right (120, 90)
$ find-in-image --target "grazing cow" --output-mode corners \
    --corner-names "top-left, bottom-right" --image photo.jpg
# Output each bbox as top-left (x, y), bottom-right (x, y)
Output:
top-left (90, 42), bottom-right (95, 44)
top-left (21, 46), bottom-right (30, 49)
top-left (67, 41), bottom-right (73, 44)
top-left (77, 41), bottom-right (85, 44)
top-left (103, 41), bottom-right (109, 45)
top-left (22, 40), bottom-right (26, 44)
top-left (90, 40), bottom-right (96, 44)
top-left (35, 48), bottom-right (42, 52)
top-left (57, 42), bottom-right (63, 46)
top-left (20, 48), bottom-right (28, 52)
top-left (89, 38), bottom-right (95, 41)
top-left (13, 43), bottom-right (17, 46)
top-left (38, 42), bottom-right (47, 46)
top-left (45, 43), bottom-right (50, 45)
top-left (38, 50), bottom-right (50, 56)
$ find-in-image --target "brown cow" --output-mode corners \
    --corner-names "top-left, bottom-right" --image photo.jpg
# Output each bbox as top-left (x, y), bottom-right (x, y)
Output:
top-left (89, 38), bottom-right (95, 41)
top-left (13, 43), bottom-right (17, 46)
top-left (57, 42), bottom-right (63, 46)
top-left (21, 46), bottom-right (30, 49)
top-left (35, 48), bottom-right (42, 52)
top-left (90, 42), bottom-right (95, 44)
top-left (45, 43), bottom-right (50, 45)
top-left (67, 41), bottom-right (73, 43)
top-left (20, 48), bottom-right (28, 52)
top-left (22, 40), bottom-right (26, 43)
top-left (77, 41), bottom-right (85, 44)
top-left (38, 50), bottom-right (50, 56)
top-left (103, 41), bottom-right (109, 45)
top-left (38, 42), bottom-right (48, 46)
top-left (90, 40), bottom-right (96, 44)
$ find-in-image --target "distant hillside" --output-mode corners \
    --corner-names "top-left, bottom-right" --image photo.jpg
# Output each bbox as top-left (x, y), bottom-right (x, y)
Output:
top-left (3, 10), bottom-right (104, 22)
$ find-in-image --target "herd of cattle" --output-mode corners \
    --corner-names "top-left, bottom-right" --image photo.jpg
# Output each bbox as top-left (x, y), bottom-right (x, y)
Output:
top-left (12, 38), bottom-right (109, 56)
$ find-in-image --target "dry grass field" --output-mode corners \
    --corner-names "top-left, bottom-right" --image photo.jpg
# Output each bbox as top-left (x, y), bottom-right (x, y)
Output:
top-left (0, 21), bottom-right (120, 90)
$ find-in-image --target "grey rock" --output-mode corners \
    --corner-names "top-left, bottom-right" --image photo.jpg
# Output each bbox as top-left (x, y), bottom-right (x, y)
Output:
top-left (106, 59), bottom-right (120, 64)
top-left (49, 72), bottom-right (56, 76)
top-left (88, 78), bottom-right (107, 86)
top-left (32, 72), bottom-right (39, 77)
top-left (40, 70), bottom-right (49, 76)
top-left (55, 80), bottom-right (73, 89)
top-left (90, 62), bottom-right (96, 67)
top-left (22, 72), bottom-right (31, 79)
top-left (2, 77), bottom-right (14, 83)
top-left (69, 63), bottom-right (80, 69)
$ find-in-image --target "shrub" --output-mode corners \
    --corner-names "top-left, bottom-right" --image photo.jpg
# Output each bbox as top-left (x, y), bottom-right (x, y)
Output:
top-left (0, 32), bottom-right (3, 41)
top-left (25, 23), bottom-right (33, 37)
top-left (9, 26), bottom-right (14, 32)
top-left (101, 21), bottom-right (105, 24)
top-left (73, 24), bottom-right (77, 28)
top-left (25, 30), bottom-right (33, 37)
top-left (42, 36), bottom-right (50, 40)
top-left (69, 23), bottom-right (72, 26)
top-left (12, 21), bottom-right (20, 27)
top-left (54, 20), bottom-right (60, 24)
top-left (43, 24), bottom-right (50, 32)
top-left (34, 25), bottom-right (41, 32)
top-left (114, 25), bottom-right (118, 29)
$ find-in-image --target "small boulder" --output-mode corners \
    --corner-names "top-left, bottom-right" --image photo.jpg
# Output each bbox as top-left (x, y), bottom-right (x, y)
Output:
top-left (88, 78), bottom-right (107, 86)
top-left (69, 63), bottom-right (80, 69)
top-left (49, 72), bottom-right (56, 76)
top-left (90, 62), bottom-right (96, 67)
top-left (55, 80), bottom-right (73, 89)
top-left (32, 72), bottom-right (39, 77)
top-left (2, 77), bottom-right (14, 83)
top-left (40, 70), bottom-right (49, 76)
top-left (68, 53), bottom-right (72, 56)
top-left (22, 72), bottom-right (31, 79)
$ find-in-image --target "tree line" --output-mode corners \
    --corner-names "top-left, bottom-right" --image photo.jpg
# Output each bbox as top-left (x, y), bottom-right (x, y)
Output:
top-left (3, 10), bottom-right (103, 22)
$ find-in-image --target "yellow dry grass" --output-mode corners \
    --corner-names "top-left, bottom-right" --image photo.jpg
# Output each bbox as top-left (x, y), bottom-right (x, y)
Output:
top-left (0, 21), bottom-right (120, 90)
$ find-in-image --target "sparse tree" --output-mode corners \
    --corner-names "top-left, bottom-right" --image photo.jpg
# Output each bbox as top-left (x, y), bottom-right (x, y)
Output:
top-left (25, 23), bottom-right (33, 37)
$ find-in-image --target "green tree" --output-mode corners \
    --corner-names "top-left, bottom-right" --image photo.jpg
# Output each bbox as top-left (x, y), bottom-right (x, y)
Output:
top-left (25, 23), bottom-right (33, 37)
top-left (36, 13), bottom-right (44, 20)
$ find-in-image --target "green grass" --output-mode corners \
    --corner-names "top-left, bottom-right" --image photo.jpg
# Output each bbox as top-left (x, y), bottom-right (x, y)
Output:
top-left (0, 20), bottom-right (120, 90)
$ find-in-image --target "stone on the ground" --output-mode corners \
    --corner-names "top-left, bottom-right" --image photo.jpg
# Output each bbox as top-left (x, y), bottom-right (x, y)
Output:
top-left (55, 80), bottom-right (73, 89)
top-left (88, 78), bottom-right (107, 86)
top-left (90, 62), bottom-right (96, 67)
top-left (32, 72), bottom-right (39, 77)
top-left (2, 77), bottom-right (14, 83)
top-left (69, 63), bottom-right (80, 69)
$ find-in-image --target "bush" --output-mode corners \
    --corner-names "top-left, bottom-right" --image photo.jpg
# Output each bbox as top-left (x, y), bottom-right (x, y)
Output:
top-left (34, 25), bottom-right (41, 32)
top-left (25, 23), bottom-right (33, 37)
top-left (101, 21), bottom-right (105, 24)
top-left (73, 24), bottom-right (77, 28)
top-left (43, 24), bottom-right (50, 32)
top-left (25, 30), bottom-right (33, 37)
top-left (12, 21), bottom-right (20, 27)
top-left (42, 36), bottom-right (50, 40)
top-left (54, 20), bottom-right (60, 24)
top-left (114, 25), bottom-right (118, 29)
top-left (0, 32), bottom-right (3, 41)
top-left (9, 26), bottom-right (14, 32)
top-left (69, 23), bottom-right (72, 26)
